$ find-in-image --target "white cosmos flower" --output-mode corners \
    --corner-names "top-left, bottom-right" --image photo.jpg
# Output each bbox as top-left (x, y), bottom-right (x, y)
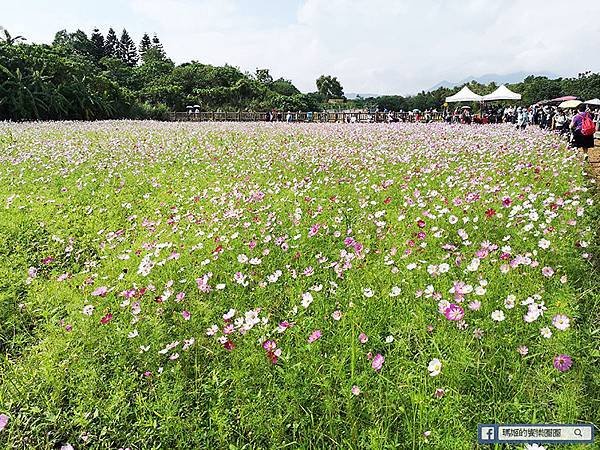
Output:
top-left (301, 292), bottom-right (313, 308)
top-left (552, 314), bottom-right (570, 331)
top-left (389, 286), bottom-right (401, 297)
top-left (467, 258), bottom-right (480, 272)
top-left (538, 239), bottom-right (551, 249)
top-left (491, 310), bottom-right (506, 322)
top-left (504, 295), bottom-right (516, 309)
top-left (428, 358), bottom-right (442, 376)
top-left (540, 327), bottom-right (552, 338)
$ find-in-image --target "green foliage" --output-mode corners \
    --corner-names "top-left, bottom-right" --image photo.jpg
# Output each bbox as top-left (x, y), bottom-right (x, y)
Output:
top-left (2, 25), bottom-right (600, 120)
top-left (316, 74), bottom-right (344, 100)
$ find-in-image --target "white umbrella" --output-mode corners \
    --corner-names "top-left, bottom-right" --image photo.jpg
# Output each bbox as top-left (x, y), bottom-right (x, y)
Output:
top-left (482, 85), bottom-right (521, 101)
top-left (445, 86), bottom-right (483, 103)
top-left (584, 98), bottom-right (600, 106)
top-left (558, 100), bottom-right (582, 109)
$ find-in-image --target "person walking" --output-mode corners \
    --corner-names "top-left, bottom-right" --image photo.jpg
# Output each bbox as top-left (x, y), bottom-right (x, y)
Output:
top-left (570, 104), bottom-right (596, 158)
top-left (516, 107), bottom-right (528, 130)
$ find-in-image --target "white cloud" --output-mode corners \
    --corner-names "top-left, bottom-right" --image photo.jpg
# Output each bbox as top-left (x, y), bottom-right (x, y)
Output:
top-left (4, 0), bottom-right (600, 94)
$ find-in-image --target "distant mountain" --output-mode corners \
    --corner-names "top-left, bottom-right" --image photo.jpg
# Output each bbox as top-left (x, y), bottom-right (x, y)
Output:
top-left (345, 92), bottom-right (380, 99)
top-left (428, 71), bottom-right (559, 91)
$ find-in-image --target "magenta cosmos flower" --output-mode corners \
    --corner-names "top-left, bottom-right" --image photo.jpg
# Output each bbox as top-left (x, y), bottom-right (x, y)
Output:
top-left (553, 354), bottom-right (572, 372)
top-left (444, 303), bottom-right (465, 321)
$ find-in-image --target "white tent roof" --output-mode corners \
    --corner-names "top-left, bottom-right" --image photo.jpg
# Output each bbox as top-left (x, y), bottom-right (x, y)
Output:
top-left (482, 85), bottom-right (522, 101)
top-left (445, 86), bottom-right (482, 103)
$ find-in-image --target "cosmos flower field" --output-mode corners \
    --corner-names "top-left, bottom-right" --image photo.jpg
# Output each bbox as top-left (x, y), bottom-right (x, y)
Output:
top-left (0, 121), bottom-right (598, 449)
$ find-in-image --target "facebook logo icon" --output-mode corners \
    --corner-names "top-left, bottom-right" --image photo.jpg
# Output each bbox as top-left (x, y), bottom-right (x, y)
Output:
top-left (478, 424), bottom-right (498, 443)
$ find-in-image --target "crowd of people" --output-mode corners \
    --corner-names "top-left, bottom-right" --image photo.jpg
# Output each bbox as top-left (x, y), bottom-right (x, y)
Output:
top-left (500, 104), bottom-right (597, 152)
top-left (444, 103), bottom-right (597, 153)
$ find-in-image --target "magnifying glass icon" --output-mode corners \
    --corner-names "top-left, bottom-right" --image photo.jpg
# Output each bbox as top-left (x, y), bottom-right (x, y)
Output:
top-left (574, 428), bottom-right (583, 437)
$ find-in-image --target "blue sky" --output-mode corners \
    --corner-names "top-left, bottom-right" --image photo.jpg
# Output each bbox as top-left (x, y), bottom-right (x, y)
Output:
top-left (2, 0), bottom-right (600, 95)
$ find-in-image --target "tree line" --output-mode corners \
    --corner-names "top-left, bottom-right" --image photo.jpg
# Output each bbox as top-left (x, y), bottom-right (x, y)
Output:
top-left (0, 27), bottom-right (336, 120)
top-left (348, 73), bottom-right (600, 112)
top-left (1, 26), bottom-right (599, 121)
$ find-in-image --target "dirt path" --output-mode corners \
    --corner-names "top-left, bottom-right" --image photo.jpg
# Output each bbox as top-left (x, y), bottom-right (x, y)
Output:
top-left (590, 134), bottom-right (600, 180)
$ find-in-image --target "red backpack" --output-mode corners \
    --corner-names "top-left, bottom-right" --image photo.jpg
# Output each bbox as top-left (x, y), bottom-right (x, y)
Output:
top-left (581, 113), bottom-right (596, 136)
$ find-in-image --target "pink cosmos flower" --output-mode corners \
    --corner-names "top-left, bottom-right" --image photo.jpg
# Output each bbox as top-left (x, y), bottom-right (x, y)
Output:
top-left (332, 310), bottom-right (342, 321)
top-left (308, 330), bottom-right (322, 343)
top-left (468, 300), bottom-right (481, 311)
top-left (371, 353), bottom-right (384, 371)
top-left (181, 310), bottom-right (191, 321)
top-left (57, 273), bottom-right (69, 282)
top-left (359, 332), bottom-right (368, 344)
top-left (92, 286), bottom-right (108, 297)
top-left (0, 414), bottom-right (9, 431)
top-left (277, 320), bottom-right (293, 332)
top-left (263, 340), bottom-right (277, 351)
top-left (351, 385), bottom-right (361, 396)
top-left (308, 224), bottom-right (320, 237)
top-left (541, 266), bottom-right (554, 277)
top-left (553, 354), bottom-right (572, 372)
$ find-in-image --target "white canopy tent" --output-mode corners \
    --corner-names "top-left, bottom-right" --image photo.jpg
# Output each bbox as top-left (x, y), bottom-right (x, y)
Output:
top-left (445, 86), bottom-right (483, 103)
top-left (482, 85), bottom-right (521, 101)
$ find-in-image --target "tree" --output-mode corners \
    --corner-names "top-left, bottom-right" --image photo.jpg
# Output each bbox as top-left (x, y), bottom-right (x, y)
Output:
top-left (316, 75), bottom-right (344, 100)
top-left (119, 29), bottom-right (138, 66)
top-left (151, 34), bottom-right (166, 59)
top-left (139, 33), bottom-right (152, 60)
top-left (104, 28), bottom-right (119, 58)
top-left (255, 68), bottom-right (273, 85)
top-left (90, 28), bottom-right (105, 61)
top-left (0, 28), bottom-right (26, 45)
top-left (53, 30), bottom-right (97, 61)
top-left (270, 78), bottom-right (300, 97)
